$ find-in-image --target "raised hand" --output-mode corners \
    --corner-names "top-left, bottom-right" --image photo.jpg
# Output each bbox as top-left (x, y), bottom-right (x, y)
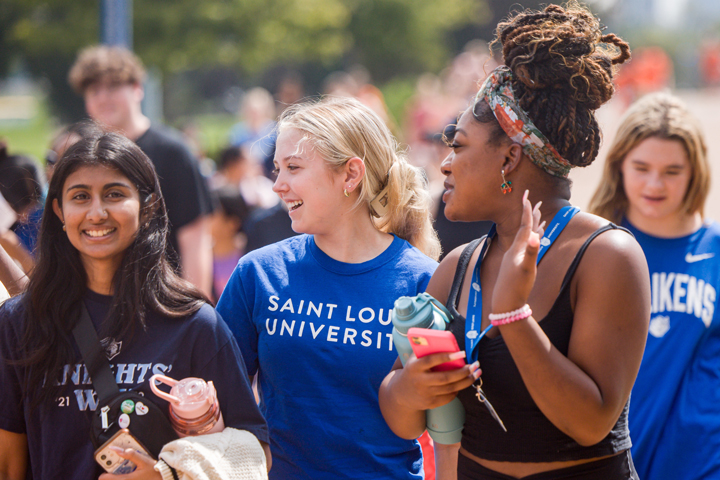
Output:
top-left (491, 190), bottom-right (545, 315)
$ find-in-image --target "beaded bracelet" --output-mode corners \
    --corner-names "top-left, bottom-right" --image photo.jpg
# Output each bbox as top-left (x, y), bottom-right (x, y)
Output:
top-left (489, 304), bottom-right (532, 326)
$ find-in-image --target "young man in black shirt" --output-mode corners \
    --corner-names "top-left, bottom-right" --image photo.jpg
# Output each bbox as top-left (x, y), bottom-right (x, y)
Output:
top-left (68, 46), bottom-right (213, 297)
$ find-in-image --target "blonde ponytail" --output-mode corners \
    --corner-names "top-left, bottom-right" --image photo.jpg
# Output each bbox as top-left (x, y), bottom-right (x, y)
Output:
top-left (278, 97), bottom-right (441, 260)
top-left (372, 158), bottom-right (440, 260)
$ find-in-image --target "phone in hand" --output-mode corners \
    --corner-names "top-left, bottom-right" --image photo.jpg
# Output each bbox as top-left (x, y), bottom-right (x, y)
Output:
top-left (94, 428), bottom-right (152, 474)
top-left (407, 328), bottom-right (466, 372)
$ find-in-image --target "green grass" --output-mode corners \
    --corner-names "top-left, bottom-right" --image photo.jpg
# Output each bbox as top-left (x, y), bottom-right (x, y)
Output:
top-left (0, 98), bottom-right (236, 168)
top-left (0, 100), bottom-right (56, 165)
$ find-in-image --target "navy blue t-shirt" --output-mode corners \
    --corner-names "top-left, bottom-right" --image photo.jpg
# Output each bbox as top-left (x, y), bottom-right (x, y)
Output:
top-left (217, 234), bottom-right (437, 480)
top-left (0, 291), bottom-right (268, 480)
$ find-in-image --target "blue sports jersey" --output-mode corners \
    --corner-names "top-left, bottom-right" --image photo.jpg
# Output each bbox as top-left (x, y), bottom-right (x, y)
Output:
top-left (625, 220), bottom-right (720, 480)
top-left (217, 234), bottom-right (437, 480)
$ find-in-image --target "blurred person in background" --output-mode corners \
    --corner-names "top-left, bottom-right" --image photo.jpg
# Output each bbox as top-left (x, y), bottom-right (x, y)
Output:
top-left (212, 145), bottom-right (278, 210)
top-left (403, 44), bottom-right (498, 259)
top-left (589, 92), bottom-right (720, 480)
top-left (180, 120), bottom-right (216, 178)
top-left (0, 193), bottom-right (29, 297)
top-left (68, 46), bottom-right (214, 298)
top-left (323, 67), bottom-right (397, 135)
top-left (442, 40), bottom-right (498, 114)
top-left (229, 87), bottom-right (277, 169)
top-left (0, 141), bottom-right (44, 270)
top-left (274, 72), bottom-right (305, 116)
top-left (0, 242), bottom-right (27, 301)
top-left (700, 39), bottom-right (720, 88)
top-left (210, 187), bottom-right (250, 299)
top-left (242, 201), bottom-right (297, 254)
top-left (614, 47), bottom-right (674, 108)
top-left (45, 122), bottom-right (95, 183)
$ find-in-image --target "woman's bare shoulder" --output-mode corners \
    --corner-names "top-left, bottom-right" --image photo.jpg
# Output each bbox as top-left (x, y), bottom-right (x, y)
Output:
top-left (571, 212), bottom-right (649, 295)
top-left (574, 212), bottom-right (644, 261)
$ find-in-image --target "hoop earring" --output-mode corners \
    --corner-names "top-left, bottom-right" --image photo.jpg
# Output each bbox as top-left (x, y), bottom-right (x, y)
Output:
top-left (500, 169), bottom-right (512, 195)
top-left (344, 188), bottom-right (349, 197)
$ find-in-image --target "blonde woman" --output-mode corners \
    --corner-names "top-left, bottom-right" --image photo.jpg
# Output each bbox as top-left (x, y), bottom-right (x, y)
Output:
top-left (216, 97), bottom-right (440, 480)
top-left (589, 91), bottom-right (719, 480)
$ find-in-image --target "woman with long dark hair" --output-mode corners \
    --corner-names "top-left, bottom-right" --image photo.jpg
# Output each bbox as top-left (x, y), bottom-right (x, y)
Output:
top-left (0, 124), bottom-right (268, 480)
top-left (380, 4), bottom-right (650, 479)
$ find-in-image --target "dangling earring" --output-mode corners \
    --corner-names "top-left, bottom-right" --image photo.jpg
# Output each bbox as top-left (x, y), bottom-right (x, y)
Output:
top-left (62, 223), bottom-right (66, 231)
top-left (500, 169), bottom-right (512, 194)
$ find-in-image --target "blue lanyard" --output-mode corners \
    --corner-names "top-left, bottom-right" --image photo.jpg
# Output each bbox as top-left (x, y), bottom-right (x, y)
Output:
top-left (464, 206), bottom-right (580, 363)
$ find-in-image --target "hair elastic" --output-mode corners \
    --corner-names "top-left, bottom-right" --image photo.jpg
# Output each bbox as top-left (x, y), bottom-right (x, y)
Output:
top-left (369, 163), bottom-right (397, 218)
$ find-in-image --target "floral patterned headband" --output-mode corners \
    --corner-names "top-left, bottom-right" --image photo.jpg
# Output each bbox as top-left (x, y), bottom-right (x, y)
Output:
top-left (475, 66), bottom-right (572, 178)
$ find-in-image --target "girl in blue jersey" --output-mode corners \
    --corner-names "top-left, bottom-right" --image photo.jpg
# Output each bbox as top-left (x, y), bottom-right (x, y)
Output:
top-left (216, 97), bottom-right (443, 480)
top-left (590, 92), bottom-right (720, 480)
top-left (380, 4), bottom-right (651, 479)
top-left (0, 124), bottom-right (268, 480)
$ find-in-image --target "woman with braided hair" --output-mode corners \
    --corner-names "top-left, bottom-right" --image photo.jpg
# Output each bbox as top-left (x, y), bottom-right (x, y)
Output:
top-left (380, 3), bottom-right (649, 479)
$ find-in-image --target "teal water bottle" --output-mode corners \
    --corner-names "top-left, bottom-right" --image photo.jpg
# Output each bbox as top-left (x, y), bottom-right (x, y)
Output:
top-left (391, 293), bottom-right (465, 444)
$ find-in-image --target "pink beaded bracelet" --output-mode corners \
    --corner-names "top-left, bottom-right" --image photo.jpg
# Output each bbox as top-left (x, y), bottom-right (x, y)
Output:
top-left (489, 304), bottom-right (532, 326)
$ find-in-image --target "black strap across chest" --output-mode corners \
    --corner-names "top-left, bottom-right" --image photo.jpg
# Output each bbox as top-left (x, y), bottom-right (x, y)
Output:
top-left (446, 223), bottom-right (630, 321)
top-left (71, 304), bottom-right (120, 404)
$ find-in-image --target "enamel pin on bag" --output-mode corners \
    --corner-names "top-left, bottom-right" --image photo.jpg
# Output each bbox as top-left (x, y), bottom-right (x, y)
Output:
top-left (72, 304), bottom-right (178, 459)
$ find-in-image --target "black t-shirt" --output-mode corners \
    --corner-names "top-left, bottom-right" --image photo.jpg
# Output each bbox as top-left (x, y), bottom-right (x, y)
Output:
top-left (434, 197), bottom-right (492, 260)
top-left (135, 125), bottom-right (213, 267)
top-left (244, 203), bottom-right (298, 253)
top-left (0, 292), bottom-right (268, 480)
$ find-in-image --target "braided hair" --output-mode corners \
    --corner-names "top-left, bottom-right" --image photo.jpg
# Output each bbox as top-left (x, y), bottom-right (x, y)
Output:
top-left (477, 2), bottom-right (630, 169)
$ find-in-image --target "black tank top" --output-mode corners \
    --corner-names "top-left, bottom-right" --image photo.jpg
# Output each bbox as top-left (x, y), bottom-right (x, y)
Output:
top-left (446, 224), bottom-right (633, 462)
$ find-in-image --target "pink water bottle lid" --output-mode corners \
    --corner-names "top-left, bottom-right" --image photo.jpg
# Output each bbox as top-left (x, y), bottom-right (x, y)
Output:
top-left (150, 374), bottom-right (217, 419)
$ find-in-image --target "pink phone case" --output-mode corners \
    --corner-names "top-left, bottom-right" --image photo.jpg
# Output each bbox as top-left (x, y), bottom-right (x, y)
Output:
top-left (407, 328), bottom-right (466, 371)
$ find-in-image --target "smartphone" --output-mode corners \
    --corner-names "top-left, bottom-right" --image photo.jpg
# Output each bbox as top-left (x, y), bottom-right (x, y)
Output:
top-left (94, 428), bottom-right (152, 474)
top-left (407, 328), bottom-right (466, 372)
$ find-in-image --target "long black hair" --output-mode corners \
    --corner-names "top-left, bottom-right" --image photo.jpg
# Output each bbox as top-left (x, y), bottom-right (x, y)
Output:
top-left (19, 123), bottom-right (207, 406)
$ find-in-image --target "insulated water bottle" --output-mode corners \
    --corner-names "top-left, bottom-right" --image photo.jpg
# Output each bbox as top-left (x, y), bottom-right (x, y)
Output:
top-left (150, 374), bottom-right (225, 437)
top-left (391, 293), bottom-right (465, 444)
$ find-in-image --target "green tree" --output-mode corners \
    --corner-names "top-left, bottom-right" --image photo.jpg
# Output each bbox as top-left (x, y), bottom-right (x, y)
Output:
top-left (1, 0), bottom-right (486, 120)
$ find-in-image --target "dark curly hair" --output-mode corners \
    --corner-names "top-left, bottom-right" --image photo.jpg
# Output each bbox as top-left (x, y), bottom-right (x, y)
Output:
top-left (475, 2), bottom-right (630, 169)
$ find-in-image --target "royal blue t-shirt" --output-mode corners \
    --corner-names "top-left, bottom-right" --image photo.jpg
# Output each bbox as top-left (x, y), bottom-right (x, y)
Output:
top-left (217, 234), bottom-right (437, 480)
top-left (625, 220), bottom-right (720, 479)
top-left (0, 292), bottom-right (268, 480)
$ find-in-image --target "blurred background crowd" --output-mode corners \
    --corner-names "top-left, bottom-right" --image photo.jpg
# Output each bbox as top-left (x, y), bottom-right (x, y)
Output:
top-left (2, 0), bottom-right (720, 300)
